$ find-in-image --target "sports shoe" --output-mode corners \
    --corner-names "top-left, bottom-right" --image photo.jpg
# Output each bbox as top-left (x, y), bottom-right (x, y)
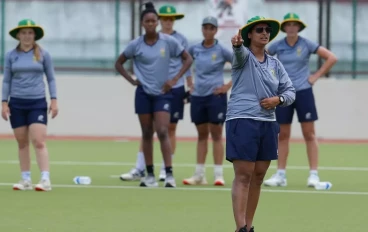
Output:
top-left (237, 225), bottom-right (254, 232)
top-left (307, 174), bottom-right (320, 187)
top-left (139, 175), bottom-right (159, 187)
top-left (120, 168), bottom-right (145, 181)
top-left (13, 179), bottom-right (33, 191)
top-left (237, 226), bottom-right (247, 232)
top-left (214, 176), bottom-right (225, 186)
top-left (159, 169), bottom-right (166, 182)
top-left (35, 179), bottom-right (52, 191)
top-left (263, 173), bottom-right (287, 187)
top-left (164, 175), bottom-right (176, 188)
top-left (183, 174), bottom-right (208, 185)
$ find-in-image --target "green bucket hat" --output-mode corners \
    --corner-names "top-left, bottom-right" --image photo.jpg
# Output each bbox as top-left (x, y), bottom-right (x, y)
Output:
top-left (240, 16), bottom-right (280, 47)
top-left (9, 19), bottom-right (44, 41)
top-left (281, 13), bottom-right (307, 32)
top-left (158, 5), bottom-right (184, 20)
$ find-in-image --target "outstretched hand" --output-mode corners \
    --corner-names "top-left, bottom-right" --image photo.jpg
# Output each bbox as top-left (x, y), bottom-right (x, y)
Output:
top-left (231, 29), bottom-right (244, 47)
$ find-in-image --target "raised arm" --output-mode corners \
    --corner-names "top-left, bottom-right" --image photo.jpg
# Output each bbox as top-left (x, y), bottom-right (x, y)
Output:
top-left (231, 29), bottom-right (249, 69)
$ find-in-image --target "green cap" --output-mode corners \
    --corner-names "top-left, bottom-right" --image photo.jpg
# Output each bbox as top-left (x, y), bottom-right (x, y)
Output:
top-left (9, 19), bottom-right (44, 41)
top-left (281, 13), bottom-right (307, 32)
top-left (240, 16), bottom-right (280, 47)
top-left (158, 5), bottom-right (184, 20)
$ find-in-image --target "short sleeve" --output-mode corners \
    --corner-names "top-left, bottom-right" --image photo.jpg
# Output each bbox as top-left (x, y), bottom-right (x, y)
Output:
top-left (267, 41), bottom-right (278, 56)
top-left (221, 45), bottom-right (233, 63)
top-left (122, 40), bottom-right (136, 59)
top-left (304, 38), bottom-right (320, 54)
top-left (168, 36), bottom-right (184, 58)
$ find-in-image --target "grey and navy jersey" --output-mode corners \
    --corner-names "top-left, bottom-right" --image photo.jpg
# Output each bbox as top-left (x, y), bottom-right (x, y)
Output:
top-left (267, 36), bottom-right (320, 91)
top-left (2, 48), bottom-right (57, 101)
top-left (170, 31), bottom-right (191, 88)
top-left (123, 32), bottom-right (184, 95)
top-left (188, 41), bottom-right (232, 96)
top-left (226, 46), bottom-right (296, 121)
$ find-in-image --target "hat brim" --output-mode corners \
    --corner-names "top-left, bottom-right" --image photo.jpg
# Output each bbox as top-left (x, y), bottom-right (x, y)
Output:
top-left (158, 14), bottom-right (185, 20)
top-left (240, 19), bottom-right (280, 47)
top-left (9, 25), bottom-right (44, 41)
top-left (202, 23), bottom-right (218, 28)
top-left (280, 19), bottom-right (307, 32)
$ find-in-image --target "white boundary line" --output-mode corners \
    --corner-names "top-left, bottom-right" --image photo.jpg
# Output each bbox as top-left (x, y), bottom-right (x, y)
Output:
top-left (0, 182), bottom-right (367, 195)
top-left (0, 160), bottom-right (367, 171)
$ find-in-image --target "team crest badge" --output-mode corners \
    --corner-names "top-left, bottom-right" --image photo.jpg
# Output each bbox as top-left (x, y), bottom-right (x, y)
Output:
top-left (160, 48), bottom-right (166, 57)
top-left (212, 53), bottom-right (217, 61)
top-left (270, 69), bottom-right (276, 78)
top-left (297, 46), bottom-right (302, 56)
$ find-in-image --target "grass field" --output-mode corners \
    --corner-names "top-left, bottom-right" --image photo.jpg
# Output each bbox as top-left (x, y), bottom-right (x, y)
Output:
top-left (0, 139), bottom-right (367, 232)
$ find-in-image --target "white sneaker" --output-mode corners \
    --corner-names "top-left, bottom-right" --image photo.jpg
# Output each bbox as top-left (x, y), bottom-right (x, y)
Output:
top-left (214, 176), bottom-right (225, 186)
top-left (159, 169), bottom-right (166, 182)
top-left (120, 168), bottom-right (145, 181)
top-left (183, 174), bottom-right (208, 185)
top-left (263, 174), bottom-right (287, 187)
top-left (13, 179), bottom-right (33, 191)
top-left (307, 174), bottom-right (320, 187)
top-left (35, 179), bottom-right (52, 191)
top-left (139, 175), bottom-right (159, 187)
top-left (164, 175), bottom-right (176, 188)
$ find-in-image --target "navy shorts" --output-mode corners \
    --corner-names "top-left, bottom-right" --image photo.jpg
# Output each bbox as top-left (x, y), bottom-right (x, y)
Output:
top-left (190, 94), bottom-right (227, 125)
top-left (135, 86), bottom-right (173, 114)
top-left (276, 87), bottom-right (318, 124)
top-left (170, 86), bottom-right (186, 124)
top-left (226, 118), bottom-right (280, 162)
top-left (8, 97), bottom-right (48, 129)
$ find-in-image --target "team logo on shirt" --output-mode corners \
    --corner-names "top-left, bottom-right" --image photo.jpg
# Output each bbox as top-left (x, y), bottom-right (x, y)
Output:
top-left (33, 55), bottom-right (37, 62)
top-left (160, 48), bottom-right (166, 57)
top-left (270, 69), bottom-right (276, 78)
top-left (297, 46), bottom-right (302, 56)
top-left (211, 53), bottom-right (217, 61)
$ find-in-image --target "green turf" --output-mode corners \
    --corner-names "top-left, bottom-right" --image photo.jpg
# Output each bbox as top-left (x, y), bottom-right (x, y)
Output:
top-left (0, 140), bottom-right (367, 232)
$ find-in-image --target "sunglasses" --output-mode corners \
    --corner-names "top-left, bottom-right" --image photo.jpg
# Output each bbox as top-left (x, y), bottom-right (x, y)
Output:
top-left (254, 27), bottom-right (272, 33)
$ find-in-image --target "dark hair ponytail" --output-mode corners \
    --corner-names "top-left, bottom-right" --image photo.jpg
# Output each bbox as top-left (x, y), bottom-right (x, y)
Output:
top-left (140, 2), bottom-right (158, 21)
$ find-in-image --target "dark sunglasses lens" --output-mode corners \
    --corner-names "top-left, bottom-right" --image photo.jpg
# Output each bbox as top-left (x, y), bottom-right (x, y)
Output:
top-left (255, 27), bottom-right (272, 33)
top-left (255, 27), bottom-right (263, 33)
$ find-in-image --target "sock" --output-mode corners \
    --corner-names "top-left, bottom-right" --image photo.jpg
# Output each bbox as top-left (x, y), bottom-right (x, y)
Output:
top-left (146, 165), bottom-right (154, 176)
top-left (21, 171), bottom-right (31, 181)
top-left (165, 166), bottom-right (173, 176)
top-left (195, 164), bottom-right (205, 175)
top-left (135, 152), bottom-right (146, 171)
top-left (161, 154), bottom-right (174, 171)
top-left (214, 165), bottom-right (223, 177)
top-left (310, 170), bottom-right (318, 176)
top-left (277, 169), bottom-right (286, 176)
top-left (41, 171), bottom-right (50, 180)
